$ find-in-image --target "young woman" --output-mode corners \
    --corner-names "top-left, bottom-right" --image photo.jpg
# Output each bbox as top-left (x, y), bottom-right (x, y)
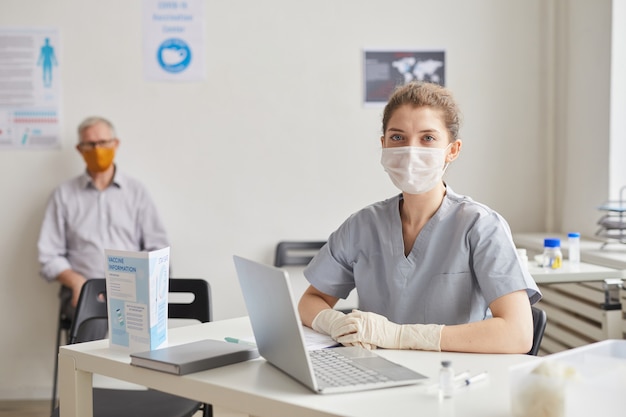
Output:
top-left (298, 82), bottom-right (541, 353)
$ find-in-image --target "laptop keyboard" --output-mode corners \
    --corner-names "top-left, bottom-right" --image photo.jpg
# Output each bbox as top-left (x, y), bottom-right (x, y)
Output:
top-left (309, 349), bottom-right (391, 387)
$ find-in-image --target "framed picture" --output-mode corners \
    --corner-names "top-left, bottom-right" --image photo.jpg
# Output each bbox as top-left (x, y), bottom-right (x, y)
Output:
top-left (363, 49), bottom-right (445, 106)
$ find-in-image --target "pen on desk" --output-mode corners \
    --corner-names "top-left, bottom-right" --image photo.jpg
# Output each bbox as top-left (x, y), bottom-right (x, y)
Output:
top-left (224, 337), bottom-right (257, 347)
top-left (457, 372), bottom-right (488, 387)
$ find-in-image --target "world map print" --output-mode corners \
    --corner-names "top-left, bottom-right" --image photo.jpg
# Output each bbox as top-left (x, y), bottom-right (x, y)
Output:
top-left (364, 50), bottom-right (445, 105)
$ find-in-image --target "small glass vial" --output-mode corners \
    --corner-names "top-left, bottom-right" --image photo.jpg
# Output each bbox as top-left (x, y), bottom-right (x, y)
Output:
top-left (543, 238), bottom-right (562, 270)
top-left (568, 232), bottom-right (580, 265)
top-left (439, 360), bottom-right (454, 399)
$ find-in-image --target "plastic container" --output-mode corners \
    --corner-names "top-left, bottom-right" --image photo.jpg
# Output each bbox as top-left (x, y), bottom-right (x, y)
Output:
top-left (510, 340), bottom-right (626, 417)
top-left (568, 232), bottom-right (580, 265)
top-left (543, 238), bottom-right (562, 270)
top-left (439, 360), bottom-right (454, 399)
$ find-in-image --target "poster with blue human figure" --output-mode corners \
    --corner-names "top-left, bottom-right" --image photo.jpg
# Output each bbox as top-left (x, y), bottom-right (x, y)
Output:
top-left (37, 37), bottom-right (58, 88)
top-left (0, 28), bottom-right (61, 149)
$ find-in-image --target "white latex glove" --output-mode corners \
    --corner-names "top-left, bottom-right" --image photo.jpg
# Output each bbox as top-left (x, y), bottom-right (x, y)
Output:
top-left (335, 310), bottom-right (444, 351)
top-left (311, 309), bottom-right (375, 349)
top-left (311, 309), bottom-right (356, 339)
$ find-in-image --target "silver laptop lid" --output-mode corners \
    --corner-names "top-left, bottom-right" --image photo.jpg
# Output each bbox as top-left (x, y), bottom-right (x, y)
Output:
top-left (233, 255), bottom-right (319, 391)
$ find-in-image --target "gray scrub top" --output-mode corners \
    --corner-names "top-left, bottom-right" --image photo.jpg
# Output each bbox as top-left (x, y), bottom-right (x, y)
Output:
top-left (304, 187), bottom-right (541, 325)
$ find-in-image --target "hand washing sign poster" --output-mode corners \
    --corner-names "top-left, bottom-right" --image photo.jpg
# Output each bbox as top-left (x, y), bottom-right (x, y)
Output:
top-left (143, 0), bottom-right (205, 81)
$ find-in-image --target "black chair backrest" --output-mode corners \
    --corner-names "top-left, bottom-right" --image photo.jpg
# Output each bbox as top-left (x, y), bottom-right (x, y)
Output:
top-left (168, 278), bottom-right (212, 323)
top-left (68, 278), bottom-right (212, 344)
top-left (274, 241), bottom-right (326, 267)
top-left (69, 279), bottom-right (108, 344)
top-left (528, 306), bottom-right (547, 356)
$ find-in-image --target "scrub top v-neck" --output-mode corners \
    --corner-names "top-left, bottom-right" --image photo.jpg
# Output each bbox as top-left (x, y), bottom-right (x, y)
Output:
top-left (304, 187), bottom-right (541, 325)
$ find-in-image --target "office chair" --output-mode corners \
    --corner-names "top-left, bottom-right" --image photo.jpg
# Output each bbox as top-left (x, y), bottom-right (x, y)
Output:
top-left (274, 240), bottom-right (327, 267)
top-left (51, 278), bottom-right (213, 417)
top-left (169, 277), bottom-right (212, 323)
top-left (273, 240), bottom-right (358, 313)
top-left (528, 306), bottom-right (547, 356)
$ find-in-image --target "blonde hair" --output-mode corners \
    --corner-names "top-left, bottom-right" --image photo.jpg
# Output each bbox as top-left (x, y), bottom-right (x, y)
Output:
top-left (382, 82), bottom-right (461, 141)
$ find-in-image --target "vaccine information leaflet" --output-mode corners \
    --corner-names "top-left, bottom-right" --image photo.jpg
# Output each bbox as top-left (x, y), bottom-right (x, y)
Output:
top-left (104, 247), bottom-right (170, 351)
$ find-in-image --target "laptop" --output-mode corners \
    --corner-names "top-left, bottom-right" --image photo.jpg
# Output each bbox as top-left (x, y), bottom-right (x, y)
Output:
top-left (232, 255), bottom-right (427, 394)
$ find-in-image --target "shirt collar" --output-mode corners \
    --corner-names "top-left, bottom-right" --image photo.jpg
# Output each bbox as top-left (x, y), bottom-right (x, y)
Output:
top-left (395, 184), bottom-right (456, 220)
top-left (79, 165), bottom-right (124, 189)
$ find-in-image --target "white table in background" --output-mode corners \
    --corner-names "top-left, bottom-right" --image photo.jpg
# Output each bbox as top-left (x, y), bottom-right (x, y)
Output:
top-left (513, 232), bottom-right (626, 270)
top-left (515, 235), bottom-right (626, 340)
top-left (527, 260), bottom-right (626, 284)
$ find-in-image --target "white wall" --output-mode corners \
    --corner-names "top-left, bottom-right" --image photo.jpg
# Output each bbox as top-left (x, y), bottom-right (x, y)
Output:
top-left (555, 0), bottom-right (613, 235)
top-left (0, 0), bottom-right (614, 400)
top-left (610, 0), bottom-right (626, 199)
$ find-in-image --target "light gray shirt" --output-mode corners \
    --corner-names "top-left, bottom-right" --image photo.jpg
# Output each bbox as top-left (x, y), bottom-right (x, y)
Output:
top-left (304, 187), bottom-right (541, 325)
top-left (38, 168), bottom-right (169, 282)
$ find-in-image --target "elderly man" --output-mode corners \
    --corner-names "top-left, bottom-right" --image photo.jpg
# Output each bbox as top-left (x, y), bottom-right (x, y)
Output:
top-left (38, 116), bottom-right (169, 338)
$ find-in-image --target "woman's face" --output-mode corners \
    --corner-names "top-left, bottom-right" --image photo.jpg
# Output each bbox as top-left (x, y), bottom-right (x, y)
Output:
top-left (381, 105), bottom-right (450, 149)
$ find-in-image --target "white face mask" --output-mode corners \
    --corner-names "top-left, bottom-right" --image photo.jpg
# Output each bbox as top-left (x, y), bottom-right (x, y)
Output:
top-left (381, 145), bottom-right (450, 194)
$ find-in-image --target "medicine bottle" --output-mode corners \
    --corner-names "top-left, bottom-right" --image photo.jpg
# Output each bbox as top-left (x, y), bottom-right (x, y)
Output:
top-left (568, 232), bottom-right (580, 265)
top-left (439, 360), bottom-right (454, 399)
top-left (543, 238), bottom-right (562, 270)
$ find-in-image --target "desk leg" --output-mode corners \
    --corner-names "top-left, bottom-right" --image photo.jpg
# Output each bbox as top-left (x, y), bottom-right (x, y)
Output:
top-left (58, 353), bottom-right (93, 417)
top-left (602, 279), bottom-right (624, 339)
top-left (603, 310), bottom-right (623, 339)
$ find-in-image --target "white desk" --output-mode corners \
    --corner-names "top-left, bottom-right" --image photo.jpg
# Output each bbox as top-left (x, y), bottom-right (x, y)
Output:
top-left (59, 317), bottom-right (538, 417)
top-left (527, 260), bottom-right (626, 284)
top-left (514, 231), bottom-right (625, 308)
top-left (514, 232), bottom-right (626, 270)
top-left (514, 233), bottom-right (626, 347)
top-left (526, 261), bottom-right (625, 340)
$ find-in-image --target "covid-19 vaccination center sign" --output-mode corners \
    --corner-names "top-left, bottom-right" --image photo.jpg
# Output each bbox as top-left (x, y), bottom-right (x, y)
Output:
top-left (143, 0), bottom-right (205, 82)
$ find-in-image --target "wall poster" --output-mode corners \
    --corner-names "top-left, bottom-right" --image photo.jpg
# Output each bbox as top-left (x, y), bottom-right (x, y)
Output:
top-left (363, 49), bottom-right (445, 106)
top-left (0, 27), bottom-right (61, 149)
top-left (143, 0), bottom-right (206, 82)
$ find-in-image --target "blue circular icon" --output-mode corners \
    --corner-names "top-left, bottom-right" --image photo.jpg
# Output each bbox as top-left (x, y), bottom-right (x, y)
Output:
top-left (157, 38), bottom-right (192, 73)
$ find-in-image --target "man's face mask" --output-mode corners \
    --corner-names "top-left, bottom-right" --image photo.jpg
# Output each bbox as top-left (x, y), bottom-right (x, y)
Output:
top-left (81, 147), bottom-right (115, 172)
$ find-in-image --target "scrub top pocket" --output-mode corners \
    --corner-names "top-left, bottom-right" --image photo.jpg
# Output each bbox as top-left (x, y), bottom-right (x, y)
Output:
top-left (424, 272), bottom-right (473, 325)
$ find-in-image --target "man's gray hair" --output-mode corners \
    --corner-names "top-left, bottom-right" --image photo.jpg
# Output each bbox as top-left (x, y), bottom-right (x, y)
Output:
top-left (77, 116), bottom-right (116, 142)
